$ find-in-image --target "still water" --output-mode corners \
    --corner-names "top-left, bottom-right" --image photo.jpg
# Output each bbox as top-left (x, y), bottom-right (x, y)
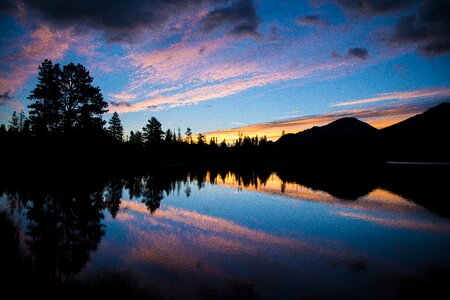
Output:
top-left (1, 169), bottom-right (450, 299)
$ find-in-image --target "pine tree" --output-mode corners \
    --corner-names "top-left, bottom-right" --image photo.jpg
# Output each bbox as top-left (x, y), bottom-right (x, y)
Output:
top-left (142, 117), bottom-right (164, 145)
top-left (107, 112), bottom-right (124, 141)
top-left (28, 59), bottom-right (62, 134)
top-left (185, 127), bottom-right (192, 144)
top-left (164, 129), bottom-right (173, 143)
top-left (60, 62), bottom-right (108, 131)
top-left (8, 111), bottom-right (19, 133)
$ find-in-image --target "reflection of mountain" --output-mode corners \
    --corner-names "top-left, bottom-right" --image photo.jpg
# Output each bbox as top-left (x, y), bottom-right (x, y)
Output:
top-left (276, 167), bottom-right (377, 201)
top-left (275, 102), bottom-right (450, 162)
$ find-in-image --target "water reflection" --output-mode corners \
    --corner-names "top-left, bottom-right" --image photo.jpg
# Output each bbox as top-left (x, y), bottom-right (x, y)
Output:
top-left (1, 166), bottom-right (449, 298)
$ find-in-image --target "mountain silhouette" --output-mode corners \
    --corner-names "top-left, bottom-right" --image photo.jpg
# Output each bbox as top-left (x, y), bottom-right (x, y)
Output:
top-left (274, 102), bottom-right (450, 162)
top-left (275, 117), bottom-right (378, 161)
top-left (278, 117), bottom-right (377, 145)
top-left (379, 102), bottom-right (450, 161)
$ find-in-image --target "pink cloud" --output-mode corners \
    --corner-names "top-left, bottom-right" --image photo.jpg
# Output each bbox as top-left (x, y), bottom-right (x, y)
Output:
top-left (0, 25), bottom-right (72, 95)
top-left (331, 87), bottom-right (450, 107)
top-left (335, 212), bottom-right (450, 233)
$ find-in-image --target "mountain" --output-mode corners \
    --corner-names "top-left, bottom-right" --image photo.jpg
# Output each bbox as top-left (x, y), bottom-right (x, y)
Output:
top-left (275, 117), bottom-right (378, 161)
top-left (274, 102), bottom-right (450, 162)
top-left (379, 102), bottom-right (450, 161)
top-left (277, 117), bottom-right (377, 146)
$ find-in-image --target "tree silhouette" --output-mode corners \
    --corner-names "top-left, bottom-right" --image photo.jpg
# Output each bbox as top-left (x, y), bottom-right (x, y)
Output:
top-left (108, 112), bottom-right (124, 141)
top-left (8, 111), bottom-right (19, 133)
top-left (129, 130), bottom-right (144, 145)
top-left (60, 62), bottom-right (108, 131)
top-left (143, 117), bottom-right (164, 145)
top-left (197, 133), bottom-right (206, 145)
top-left (0, 124), bottom-right (6, 135)
top-left (28, 59), bottom-right (62, 134)
top-left (185, 127), bottom-right (192, 143)
top-left (164, 129), bottom-right (173, 143)
top-left (28, 60), bottom-right (108, 134)
top-left (18, 111), bottom-right (26, 132)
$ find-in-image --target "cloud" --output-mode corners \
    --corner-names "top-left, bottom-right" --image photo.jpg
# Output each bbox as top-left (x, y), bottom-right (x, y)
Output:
top-left (0, 25), bottom-right (72, 95)
top-left (347, 47), bottom-right (369, 59)
top-left (3, 0), bottom-right (212, 42)
top-left (332, 0), bottom-right (413, 16)
top-left (0, 90), bottom-right (11, 102)
top-left (200, 0), bottom-right (259, 37)
top-left (332, 86), bottom-right (450, 107)
top-left (391, 0), bottom-right (450, 56)
top-left (110, 100), bottom-right (132, 107)
top-left (112, 61), bottom-right (344, 114)
top-left (297, 15), bottom-right (330, 27)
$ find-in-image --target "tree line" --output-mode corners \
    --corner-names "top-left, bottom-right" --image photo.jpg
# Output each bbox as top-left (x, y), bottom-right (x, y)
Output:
top-left (1, 59), bottom-right (270, 152)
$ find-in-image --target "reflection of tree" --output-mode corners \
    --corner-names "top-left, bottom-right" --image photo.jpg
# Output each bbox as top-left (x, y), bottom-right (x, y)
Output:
top-left (104, 178), bottom-right (124, 218)
top-left (142, 176), bottom-right (165, 214)
top-left (25, 186), bottom-right (105, 279)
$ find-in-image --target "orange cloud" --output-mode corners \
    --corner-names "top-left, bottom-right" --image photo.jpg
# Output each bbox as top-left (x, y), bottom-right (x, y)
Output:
top-left (203, 100), bottom-right (441, 141)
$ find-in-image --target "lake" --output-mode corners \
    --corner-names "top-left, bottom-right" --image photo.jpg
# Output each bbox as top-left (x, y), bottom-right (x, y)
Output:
top-left (1, 166), bottom-right (450, 299)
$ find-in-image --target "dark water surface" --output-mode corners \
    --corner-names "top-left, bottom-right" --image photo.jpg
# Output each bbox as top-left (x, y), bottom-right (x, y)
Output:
top-left (1, 168), bottom-right (450, 299)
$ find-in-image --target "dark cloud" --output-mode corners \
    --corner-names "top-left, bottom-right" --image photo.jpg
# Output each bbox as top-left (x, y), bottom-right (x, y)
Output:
top-left (347, 47), bottom-right (369, 59)
top-left (201, 0), bottom-right (259, 37)
top-left (110, 100), bottom-right (131, 107)
top-left (333, 0), bottom-right (413, 16)
top-left (5, 0), bottom-right (215, 42)
top-left (297, 15), bottom-right (330, 27)
top-left (391, 0), bottom-right (450, 56)
top-left (0, 0), bottom-right (15, 13)
top-left (0, 90), bottom-right (12, 106)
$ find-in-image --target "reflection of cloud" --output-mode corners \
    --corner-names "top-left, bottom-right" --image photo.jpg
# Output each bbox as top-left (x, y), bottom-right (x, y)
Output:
top-left (120, 200), bottom-right (342, 259)
top-left (204, 100), bottom-right (440, 141)
top-left (332, 87), bottom-right (450, 107)
top-left (335, 211), bottom-right (450, 233)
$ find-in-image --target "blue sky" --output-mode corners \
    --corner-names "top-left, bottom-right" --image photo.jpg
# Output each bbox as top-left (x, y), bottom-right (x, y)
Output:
top-left (1, 0), bottom-right (449, 140)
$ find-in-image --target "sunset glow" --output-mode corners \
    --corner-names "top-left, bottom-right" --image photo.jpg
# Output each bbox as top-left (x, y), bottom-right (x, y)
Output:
top-left (1, 0), bottom-right (449, 135)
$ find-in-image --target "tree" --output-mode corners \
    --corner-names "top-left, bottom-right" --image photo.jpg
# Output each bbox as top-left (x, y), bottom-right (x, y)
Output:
top-left (142, 117), bottom-right (163, 145)
top-left (164, 129), bottom-right (173, 143)
top-left (8, 111), bottom-right (19, 133)
top-left (60, 62), bottom-right (108, 131)
top-left (197, 133), bottom-right (206, 145)
top-left (129, 130), bottom-right (144, 145)
top-left (18, 111), bottom-right (26, 132)
top-left (107, 112), bottom-right (123, 141)
top-left (28, 60), bottom-right (108, 134)
top-left (28, 59), bottom-right (62, 134)
top-left (185, 127), bottom-right (192, 144)
top-left (0, 124), bottom-right (6, 136)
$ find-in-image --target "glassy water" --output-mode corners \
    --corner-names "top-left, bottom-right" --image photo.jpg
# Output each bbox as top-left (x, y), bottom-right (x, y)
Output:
top-left (1, 169), bottom-right (450, 299)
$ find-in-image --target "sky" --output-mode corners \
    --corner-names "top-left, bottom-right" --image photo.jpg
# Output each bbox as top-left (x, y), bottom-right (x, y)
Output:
top-left (0, 0), bottom-right (449, 141)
